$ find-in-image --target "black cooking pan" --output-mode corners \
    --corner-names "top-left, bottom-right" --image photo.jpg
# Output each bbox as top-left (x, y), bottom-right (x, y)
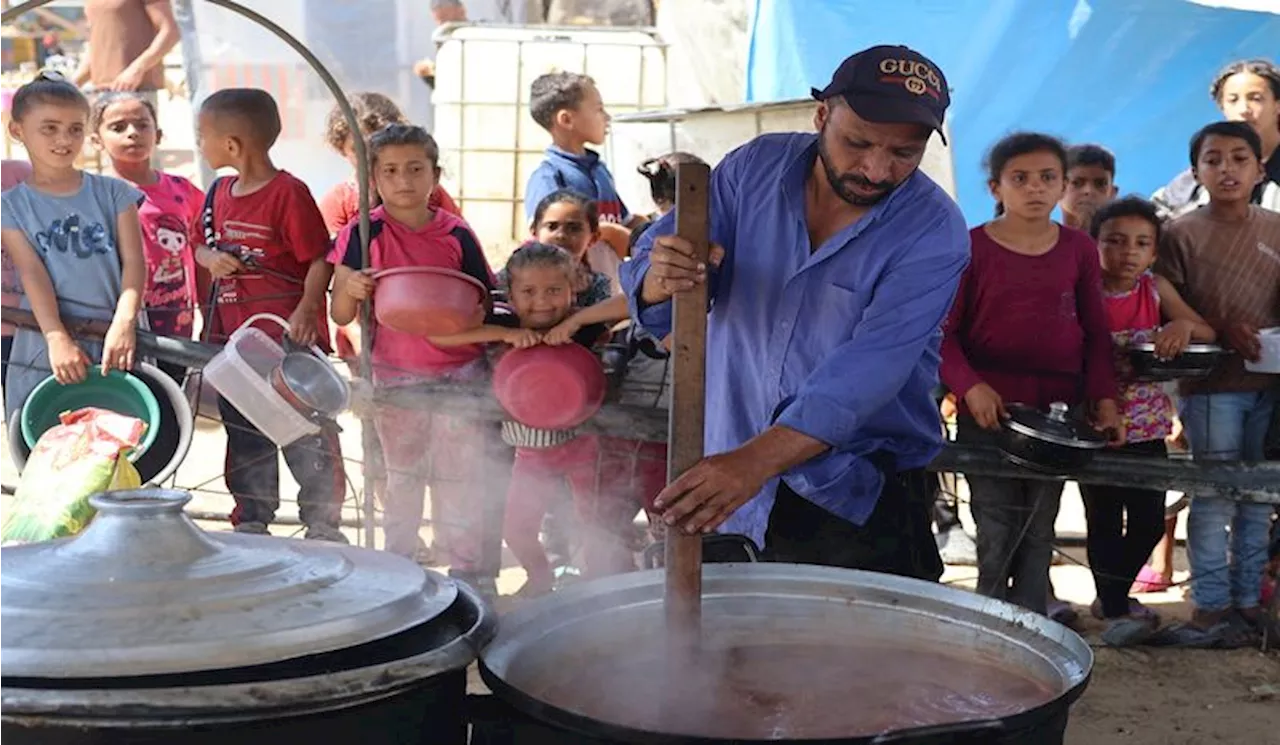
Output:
top-left (998, 402), bottom-right (1108, 474)
top-left (1127, 342), bottom-right (1227, 381)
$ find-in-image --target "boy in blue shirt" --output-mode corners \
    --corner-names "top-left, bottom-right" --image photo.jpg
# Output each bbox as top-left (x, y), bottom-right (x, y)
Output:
top-left (524, 71), bottom-right (639, 227)
top-left (524, 72), bottom-right (644, 291)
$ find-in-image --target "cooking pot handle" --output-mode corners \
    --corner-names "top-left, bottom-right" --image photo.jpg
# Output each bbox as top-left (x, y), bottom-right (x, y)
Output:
top-left (870, 718), bottom-right (1004, 743)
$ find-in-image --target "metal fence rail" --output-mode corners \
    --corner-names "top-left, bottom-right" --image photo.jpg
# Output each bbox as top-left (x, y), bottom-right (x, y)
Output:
top-left (7, 307), bottom-right (1277, 502)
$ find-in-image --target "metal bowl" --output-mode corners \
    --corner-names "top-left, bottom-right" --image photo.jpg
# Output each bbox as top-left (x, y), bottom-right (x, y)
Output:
top-left (1127, 342), bottom-right (1226, 381)
top-left (276, 350), bottom-right (350, 418)
top-left (480, 564), bottom-right (1092, 743)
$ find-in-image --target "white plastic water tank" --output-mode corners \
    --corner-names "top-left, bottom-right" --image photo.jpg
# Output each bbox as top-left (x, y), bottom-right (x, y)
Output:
top-left (432, 23), bottom-right (667, 259)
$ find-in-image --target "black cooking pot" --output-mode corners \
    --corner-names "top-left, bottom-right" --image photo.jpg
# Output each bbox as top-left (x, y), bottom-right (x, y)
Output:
top-left (478, 565), bottom-right (1092, 745)
top-left (999, 402), bottom-right (1107, 475)
top-left (0, 489), bottom-right (495, 745)
top-left (1127, 342), bottom-right (1227, 381)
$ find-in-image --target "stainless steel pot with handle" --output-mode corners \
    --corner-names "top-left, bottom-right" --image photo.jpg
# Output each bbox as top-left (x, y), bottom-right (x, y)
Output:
top-left (1, 489), bottom-right (494, 745)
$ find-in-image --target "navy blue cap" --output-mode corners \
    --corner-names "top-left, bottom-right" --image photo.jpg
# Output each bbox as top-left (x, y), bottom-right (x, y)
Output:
top-left (811, 45), bottom-right (950, 144)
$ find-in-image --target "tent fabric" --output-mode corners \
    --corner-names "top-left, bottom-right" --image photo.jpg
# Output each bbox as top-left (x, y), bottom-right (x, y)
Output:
top-left (745, 0), bottom-right (1280, 223)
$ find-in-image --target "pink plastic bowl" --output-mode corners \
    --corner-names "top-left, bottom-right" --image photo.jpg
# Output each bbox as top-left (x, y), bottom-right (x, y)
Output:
top-left (372, 267), bottom-right (486, 337)
top-left (492, 344), bottom-right (606, 429)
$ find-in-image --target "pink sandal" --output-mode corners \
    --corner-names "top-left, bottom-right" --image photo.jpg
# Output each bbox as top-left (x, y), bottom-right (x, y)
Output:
top-left (1130, 565), bottom-right (1172, 594)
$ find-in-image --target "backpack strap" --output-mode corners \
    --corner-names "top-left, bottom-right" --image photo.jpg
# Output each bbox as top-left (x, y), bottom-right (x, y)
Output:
top-left (198, 176), bottom-right (227, 343)
top-left (340, 218), bottom-right (386, 270)
top-left (201, 176), bottom-right (226, 252)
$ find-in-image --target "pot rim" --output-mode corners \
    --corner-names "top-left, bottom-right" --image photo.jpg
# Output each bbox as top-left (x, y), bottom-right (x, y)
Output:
top-left (1127, 342), bottom-right (1226, 355)
top-left (270, 365), bottom-right (314, 415)
top-left (1003, 418), bottom-right (1108, 449)
top-left (0, 582), bottom-right (495, 720)
top-left (372, 266), bottom-right (487, 295)
top-left (479, 564), bottom-right (1093, 744)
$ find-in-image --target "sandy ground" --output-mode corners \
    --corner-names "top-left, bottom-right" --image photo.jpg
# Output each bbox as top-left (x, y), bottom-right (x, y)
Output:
top-left (2, 83), bottom-right (1277, 745)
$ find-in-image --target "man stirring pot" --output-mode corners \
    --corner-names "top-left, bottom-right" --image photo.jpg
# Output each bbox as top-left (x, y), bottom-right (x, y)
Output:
top-left (621, 45), bottom-right (969, 580)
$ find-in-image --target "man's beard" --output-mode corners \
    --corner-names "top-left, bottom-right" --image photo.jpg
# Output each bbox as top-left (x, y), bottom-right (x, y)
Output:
top-left (817, 124), bottom-right (899, 207)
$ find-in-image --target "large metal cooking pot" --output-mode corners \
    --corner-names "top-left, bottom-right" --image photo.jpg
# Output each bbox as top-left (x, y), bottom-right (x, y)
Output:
top-left (479, 564), bottom-right (1091, 744)
top-left (0, 488), bottom-right (494, 745)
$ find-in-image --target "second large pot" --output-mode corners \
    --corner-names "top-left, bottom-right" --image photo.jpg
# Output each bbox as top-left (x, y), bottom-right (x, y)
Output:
top-left (1, 489), bottom-right (495, 745)
top-left (480, 564), bottom-right (1092, 744)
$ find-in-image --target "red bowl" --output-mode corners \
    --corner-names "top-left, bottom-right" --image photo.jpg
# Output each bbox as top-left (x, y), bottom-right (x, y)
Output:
top-left (492, 344), bottom-right (606, 429)
top-left (372, 267), bottom-right (486, 337)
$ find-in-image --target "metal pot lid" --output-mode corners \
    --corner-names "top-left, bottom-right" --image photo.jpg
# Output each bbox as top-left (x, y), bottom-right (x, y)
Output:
top-left (1003, 402), bottom-right (1107, 450)
top-left (1128, 342), bottom-right (1225, 354)
top-left (0, 489), bottom-right (458, 679)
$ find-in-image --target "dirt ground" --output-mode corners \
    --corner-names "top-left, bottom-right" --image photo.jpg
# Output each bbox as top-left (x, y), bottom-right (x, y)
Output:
top-left (1045, 559), bottom-right (1279, 744)
top-left (938, 549), bottom-right (1280, 745)
top-left (1070, 646), bottom-right (1278, 744)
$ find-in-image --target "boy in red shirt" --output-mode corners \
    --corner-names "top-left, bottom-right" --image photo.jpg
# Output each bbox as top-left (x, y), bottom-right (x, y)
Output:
top-left (192, 88), bottom-right (347, 542)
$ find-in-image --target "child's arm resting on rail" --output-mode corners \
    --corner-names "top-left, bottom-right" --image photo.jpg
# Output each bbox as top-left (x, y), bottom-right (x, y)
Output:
top-left (429, 325), bottom-right (541, 349)
top-left (543, 295), bottom-right (628, 346)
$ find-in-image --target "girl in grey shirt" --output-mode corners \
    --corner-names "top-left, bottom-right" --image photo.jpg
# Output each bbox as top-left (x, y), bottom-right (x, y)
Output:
top-left (0, 73), bottom-right (146, 418)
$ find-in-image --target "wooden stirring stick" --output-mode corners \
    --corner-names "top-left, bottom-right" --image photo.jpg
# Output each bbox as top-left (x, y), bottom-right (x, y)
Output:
top-left (664, 162), bottom-right (711, 650)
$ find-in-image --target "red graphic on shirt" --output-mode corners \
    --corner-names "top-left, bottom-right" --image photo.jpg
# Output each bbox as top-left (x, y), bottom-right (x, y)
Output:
top-left (138, 173), bottom-right (203, 339)
top-left (145, 213), bottom-right (194, 336)
top-left (597, 200), bottom-right (625, 225)
top-left (191, 173), bottom-right (331, 350)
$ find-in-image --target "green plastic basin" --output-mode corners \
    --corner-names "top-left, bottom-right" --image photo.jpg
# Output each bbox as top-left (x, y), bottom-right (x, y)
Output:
top-left (20, 371), bottom-right (161, 459)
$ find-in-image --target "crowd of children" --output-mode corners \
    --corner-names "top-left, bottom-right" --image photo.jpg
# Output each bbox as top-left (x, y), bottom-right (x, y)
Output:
top-left (944, 102), bottom-right (1279, 647)
top-left (1, 56), bottom-right (1277, 642)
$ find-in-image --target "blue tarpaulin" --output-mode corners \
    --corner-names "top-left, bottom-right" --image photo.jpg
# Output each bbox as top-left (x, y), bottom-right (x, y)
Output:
top-left (745, 0), bottom-right (1280, 222)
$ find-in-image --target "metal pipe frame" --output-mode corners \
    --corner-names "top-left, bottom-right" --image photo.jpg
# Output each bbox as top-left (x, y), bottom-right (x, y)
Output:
top-left (7, 307), bottom-right (1277, 502)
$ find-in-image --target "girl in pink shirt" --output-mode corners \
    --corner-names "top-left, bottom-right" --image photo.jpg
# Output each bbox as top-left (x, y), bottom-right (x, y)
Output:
top-left (1082, 196), bottom-right (1214, 646)
top-left (433, 242), bottom-right (627, 597)
top-left (2, 159), bottom-right (34, 385)
top-left (91, 93), bottom-right (203, 382)
top-left (330, 124), bottom-right (498, 590)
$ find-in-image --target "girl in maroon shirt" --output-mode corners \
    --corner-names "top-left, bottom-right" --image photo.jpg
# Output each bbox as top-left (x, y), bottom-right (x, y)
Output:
top-left (941, 132), bottom-right (1122, 617)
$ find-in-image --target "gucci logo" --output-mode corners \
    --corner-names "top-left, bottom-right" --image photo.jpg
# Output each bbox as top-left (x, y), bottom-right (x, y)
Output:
top-left (878, 58), bottom-right (940, 90)
top-left (904, 77), bottom-right (928, 95)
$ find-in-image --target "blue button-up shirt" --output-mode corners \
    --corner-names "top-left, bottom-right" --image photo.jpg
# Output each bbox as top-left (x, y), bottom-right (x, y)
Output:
top-left (523, 146), bottom-right (631, 225)
top-left (620, 132), bottom-right (970, 549)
